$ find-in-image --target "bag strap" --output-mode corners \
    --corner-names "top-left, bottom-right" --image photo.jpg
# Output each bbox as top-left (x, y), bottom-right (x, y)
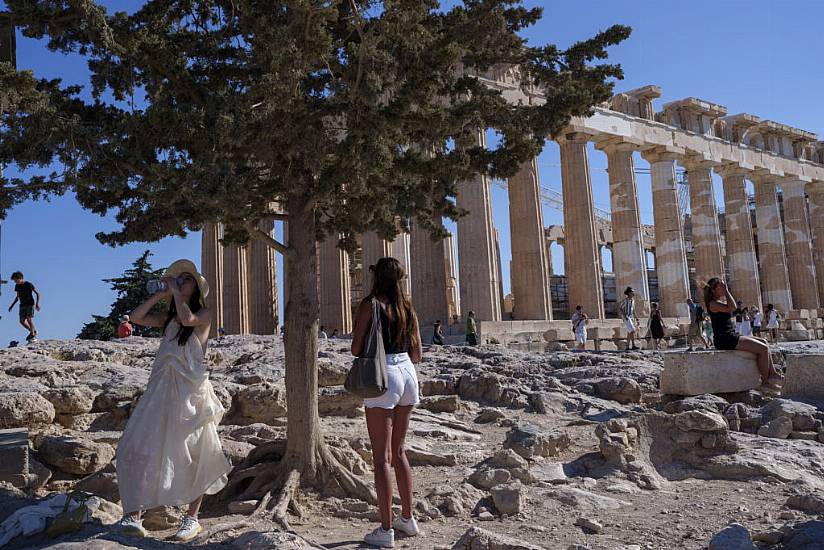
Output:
top-left (362, 297), bottom-right (384, 359)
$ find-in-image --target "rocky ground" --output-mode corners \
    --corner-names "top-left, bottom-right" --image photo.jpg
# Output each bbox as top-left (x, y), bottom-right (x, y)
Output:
top-left (2, 336), bottom-right (824, 549)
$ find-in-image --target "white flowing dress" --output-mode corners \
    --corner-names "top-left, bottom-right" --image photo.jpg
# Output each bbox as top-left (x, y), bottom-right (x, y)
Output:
top-left (116, 320), bottom-right (231, 514)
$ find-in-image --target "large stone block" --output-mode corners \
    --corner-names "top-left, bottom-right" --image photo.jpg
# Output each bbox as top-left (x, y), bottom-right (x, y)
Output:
top-left (543, 328), bottom-right (574, 342)
top-left (660, 351), bottom-right (761, 396)
top-left (783, 354), bottom-right (824, 401)
top-left (0, 428), bottom-right (29, 488)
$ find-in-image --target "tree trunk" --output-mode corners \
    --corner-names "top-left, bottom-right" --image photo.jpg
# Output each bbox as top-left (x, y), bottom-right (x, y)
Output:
top-left (283, 194), bottom-right (323, 476)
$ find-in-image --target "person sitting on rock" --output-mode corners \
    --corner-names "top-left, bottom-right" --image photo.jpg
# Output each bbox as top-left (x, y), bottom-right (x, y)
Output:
top-left (703, 277), bottom-right (783, 389)
top-left (351, 257), bottom-right (422, 547)
top-left (114, 259), bottom-right (231, 541)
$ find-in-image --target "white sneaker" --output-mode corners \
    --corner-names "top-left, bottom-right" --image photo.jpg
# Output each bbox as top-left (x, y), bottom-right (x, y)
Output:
top-left (364, 527), bottom-right (394, 548)
top-left (173, 515), bottom-right (202, 542)
top-left (116, 516), bottom-right (147, 538)
top-left (392, 515), bottom-right (420, 537)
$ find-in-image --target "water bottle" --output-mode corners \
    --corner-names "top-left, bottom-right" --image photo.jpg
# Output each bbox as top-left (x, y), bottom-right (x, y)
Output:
top-left (146, 279), bottom-right (168, 294)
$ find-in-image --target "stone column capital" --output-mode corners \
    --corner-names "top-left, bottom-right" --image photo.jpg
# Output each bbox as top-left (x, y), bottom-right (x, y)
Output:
top-left (679, 154), bottom-right (716, 171)
top-left (779, 178), bottom-right (808, 197)
top-left (748, 168), bottom-right (782, 185)
top-left (593, 136), bottom-right (642, 154)
top-left (555, 131), bottom-right (594, 146)
top-left (714, 163), bottom-right (753, 179)
top-left (639, 146), bottom-right (684, 164)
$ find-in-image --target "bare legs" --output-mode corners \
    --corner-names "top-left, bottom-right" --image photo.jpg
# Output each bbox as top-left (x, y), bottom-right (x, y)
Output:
top-left (365, 405), bottom-right (414, 530)
top-left (124, 494), bottom-right (203, 522)
top-left (736, 335), bottom-right (780, 385)
top-left (19, 316), bottom-right (36, 337)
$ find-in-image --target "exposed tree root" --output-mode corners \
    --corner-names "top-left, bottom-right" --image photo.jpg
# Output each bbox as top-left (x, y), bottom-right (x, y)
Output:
top-left (217, 437), bottom-right (377, 526)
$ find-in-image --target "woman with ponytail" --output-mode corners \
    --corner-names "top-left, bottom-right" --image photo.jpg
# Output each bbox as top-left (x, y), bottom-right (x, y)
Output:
top-left (351, 257), bottom-right (422, 547)
top-left (703, 277), bottom-right (783, 389)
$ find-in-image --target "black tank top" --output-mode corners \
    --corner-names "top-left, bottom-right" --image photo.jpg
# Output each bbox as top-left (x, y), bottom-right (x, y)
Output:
top-left (709, 308), bottom-right (736, 340)
top-left (379, 305), bottom-right (410, 355)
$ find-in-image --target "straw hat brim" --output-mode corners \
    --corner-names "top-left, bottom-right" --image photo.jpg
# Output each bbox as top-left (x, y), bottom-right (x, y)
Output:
top-left (163, 259), bottom-right (210, 303)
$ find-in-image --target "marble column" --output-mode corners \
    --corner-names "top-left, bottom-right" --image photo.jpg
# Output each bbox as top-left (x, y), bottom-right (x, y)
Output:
top-left (599, 140), bottom-right (650, 316)
top-left (507, 157), bottom-right (552, 320)
top-left (682, 159), bottom-right (725, 285)
top-left (201, 222), bottom-right (224, 338)
top-left (247, 219), bottom-right (278, 334)
top-left (445, 233), bottom-right (460, 321)
top-left (641, 149), bottom-right (690, 317)
top-left (456, 129), bottom-right (502, 322)
top-left (319, 235), bottom-right (353, 334)
top-left (717, 166), bottom-right (761, 310)
top-left (410, 219), bottom-right (450, 327)
top-left (782, 179), bottom-right (820, 310)
top-left (557, 132), bottom-right (604, 318)
top-left (752, 177), bottom-right (793, 313)
top-left (222, 243), bottom-right (250, 334)
top-left (809, 183), bottom-right (824, 308)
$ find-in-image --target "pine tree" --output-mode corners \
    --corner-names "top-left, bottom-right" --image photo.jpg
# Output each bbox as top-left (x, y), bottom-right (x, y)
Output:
top-left (0, 0), bottom-right (630, 522)
top-left (78, 250), bottom-right (165, 340)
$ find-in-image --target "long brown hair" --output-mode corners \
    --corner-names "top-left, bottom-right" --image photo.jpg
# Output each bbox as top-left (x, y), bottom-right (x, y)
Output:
top-left (703, 277), bottom-right (722, 311)
top-left (368, 257), bottom-right (417, 348)
top-left (163, 284), bottom-right (202, 346)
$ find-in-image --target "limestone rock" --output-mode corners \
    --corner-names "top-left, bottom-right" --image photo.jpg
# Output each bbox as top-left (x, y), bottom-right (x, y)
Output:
top-left (406, 441), bottom-right (458, 467)
top-left (233, 382), bottom-right (287, 424)
top-left (318, 360), bottom-right (348, 387)
top-left (43, 386), bottom-right (96, 414)
top-left (779, 520), bottom-right (824, 550)
top-left (227, 500), bottom-right (259, 514)
top-left (142, 505), bottom-right (184, 531)
top-left (760, 399), bottom-right (819, 431)
top-left (0, 392), bottom-right (55, 429)
top-left (451, 526), bottom-right (542, 550)
top-left (783, 354), bottom-right (824, 400)
top-left (37, 435), bottom-right (115, 475)
top-left (232, 530), bottom-right (323, 549)
top-left (421, 377), bottom-right (457, 396)
top-left (318, 386), bottom-right (362, 417)
top-left (575, 517), bottom-right (604, 534)
top-left (708, 522), bottom-right (756, 550)
top-left (592, 377), bottom-right (642, 404)
top-left (490, 482), bottom-right (523, 515)
top-left (544, 487), bottom-right (629, 510)
top-left (75, 464), bottom-right (119, 502)
top-left (786, 491), bottom-right (824, 514)
top-left (757, 416), bottom-right (793, 439)
top-left (663, 394), bottom-right (729, 414)
top-left (475, 408), bottom-right (506, 424)
top-left (504, 425), bottom-right (570, 460)
top-left (490, 449), bottom-right (529, 470)
top-left (220, 438), bottom-right (257, 465)
top-left (418, 395), bottom-right (461, 414)
top-left (674, 410), bottom-right (727, 432)
top-left (426, 483), bottom-right (484, 517)
top-left (530, 391), bottom-right (578, 415)
top-left (467, 468), bottom-right (511, 490)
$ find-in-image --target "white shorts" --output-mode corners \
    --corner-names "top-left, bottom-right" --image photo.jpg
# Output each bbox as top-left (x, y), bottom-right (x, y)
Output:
top-left (575, 329), bottom-right (587, 345)
top-left (624, 318), bottom-right (636, 334)
top-left (363, 353), bottom-right (420, 410)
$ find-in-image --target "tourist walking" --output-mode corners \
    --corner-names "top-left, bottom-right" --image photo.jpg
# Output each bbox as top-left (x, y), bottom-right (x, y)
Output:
top-left (7, 271), bottom-right (41, 343)
top-left (704, 278), bottom-right (782, 389)
top-left (570, 305), bottom-right (588, 350)
top-left (432, 320), bottom-right (445, 345)
top-left (115, 259), bottom-right (231, 541)
top-left (686, 298), bottom-right (709, 351)
top-left (116, 315), bottom-right (133, 338)
top-left (752, 306), bottom-right (762, 336)
top-left (647, 302), bottom-right (665, 350)
top-left (619, 287), bottom-right (639, 350)
top-left (351, 257), bottom-right (422, 547)
top-left (465, 310), bottom-right (478, 346)
top-left (765, 304), bottom-right (781, 343)
top-left (733, 300), bottom-right (745, 335)
top-left (739, 308), bottom-right (753, 336)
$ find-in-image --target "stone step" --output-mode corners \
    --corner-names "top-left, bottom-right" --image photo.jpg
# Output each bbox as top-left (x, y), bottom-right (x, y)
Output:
top-left (660, 351), bottom-right (761, 396)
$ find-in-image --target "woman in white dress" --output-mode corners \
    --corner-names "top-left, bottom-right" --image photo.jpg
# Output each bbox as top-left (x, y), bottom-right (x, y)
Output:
top-left (115, 259), bottom-right (231, 541)
top-left (765, 303), bottom-right (781, 343)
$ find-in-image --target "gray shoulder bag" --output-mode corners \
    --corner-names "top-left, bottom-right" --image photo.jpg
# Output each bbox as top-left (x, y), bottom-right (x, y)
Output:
top-left (345, 297), bottom-right (389, 398)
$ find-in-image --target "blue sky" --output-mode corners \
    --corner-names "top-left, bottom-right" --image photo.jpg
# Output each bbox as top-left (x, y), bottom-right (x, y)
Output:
top-left (2, 1), bottom-right (823, 339)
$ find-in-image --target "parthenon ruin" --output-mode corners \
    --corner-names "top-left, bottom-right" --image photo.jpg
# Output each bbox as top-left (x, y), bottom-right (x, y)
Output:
top-left (203, 79), bottom-right (824, 339)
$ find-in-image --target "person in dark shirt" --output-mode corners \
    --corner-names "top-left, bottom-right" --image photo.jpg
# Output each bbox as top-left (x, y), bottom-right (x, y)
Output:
top-left (8, 271), bottom-right (41, 342)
